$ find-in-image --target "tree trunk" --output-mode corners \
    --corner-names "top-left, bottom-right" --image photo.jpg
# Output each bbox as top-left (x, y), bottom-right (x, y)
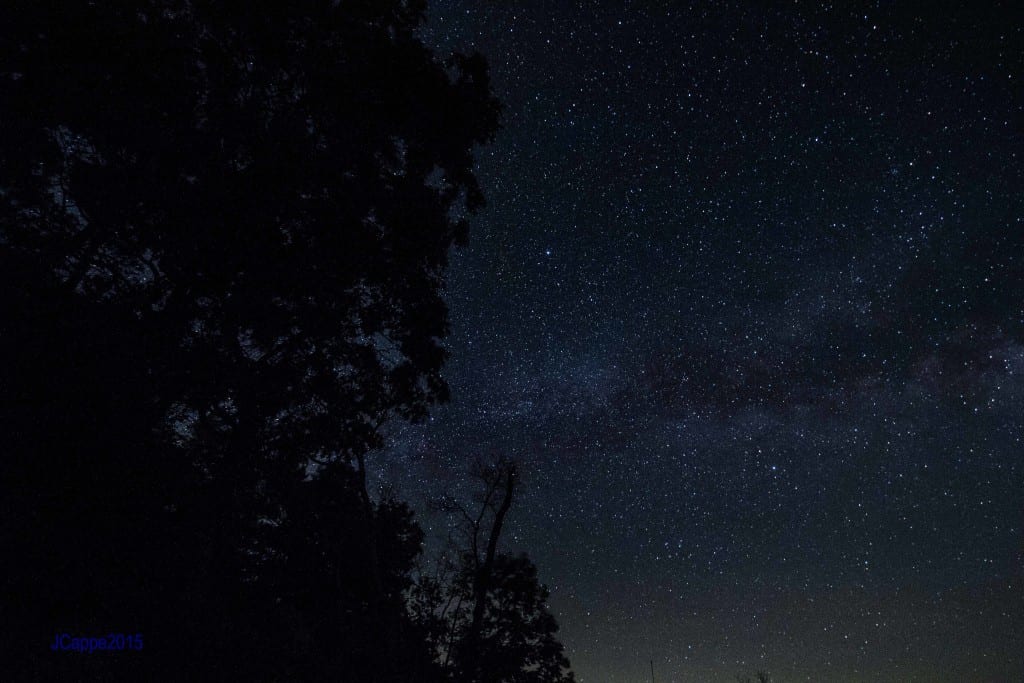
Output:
top-left (464, 464), bottom-right (515, 680)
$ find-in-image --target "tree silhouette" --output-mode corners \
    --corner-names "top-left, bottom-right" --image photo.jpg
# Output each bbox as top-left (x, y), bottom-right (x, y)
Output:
top-left (448, 553), bottom-right (575, 683)
top-left (413, 459), bottom-right (575, 683)
top-left (1, 2), bottom-right (499, 681)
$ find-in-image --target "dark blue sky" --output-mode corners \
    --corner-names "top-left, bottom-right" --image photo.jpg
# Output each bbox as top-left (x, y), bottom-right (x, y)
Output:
top-left (382, 3), bottom-right (1023, 680)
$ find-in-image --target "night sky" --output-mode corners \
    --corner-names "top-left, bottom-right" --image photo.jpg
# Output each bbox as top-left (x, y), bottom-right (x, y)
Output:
top-left (383, 3), bottom-right (1023, 681)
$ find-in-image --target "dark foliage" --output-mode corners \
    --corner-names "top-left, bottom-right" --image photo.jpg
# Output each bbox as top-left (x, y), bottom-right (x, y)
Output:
top-left (449, 553), bottom-right (575, 683)
top-left (411, 460), bottom-right (575, 683)
top-left (0, 1), bottom-right (506, 681)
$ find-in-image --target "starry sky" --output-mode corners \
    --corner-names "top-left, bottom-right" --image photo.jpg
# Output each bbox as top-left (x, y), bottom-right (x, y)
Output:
top-left (382, 3), bottom-right (1023, 681)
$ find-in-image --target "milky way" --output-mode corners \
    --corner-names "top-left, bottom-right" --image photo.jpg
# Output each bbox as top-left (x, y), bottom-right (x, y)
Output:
top-left (382, 4), bottom-right (1023, 681)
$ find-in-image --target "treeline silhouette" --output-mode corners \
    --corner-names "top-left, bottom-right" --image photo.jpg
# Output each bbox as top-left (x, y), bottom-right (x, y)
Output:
top-left (0, 2), bottom-right (572, 681)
